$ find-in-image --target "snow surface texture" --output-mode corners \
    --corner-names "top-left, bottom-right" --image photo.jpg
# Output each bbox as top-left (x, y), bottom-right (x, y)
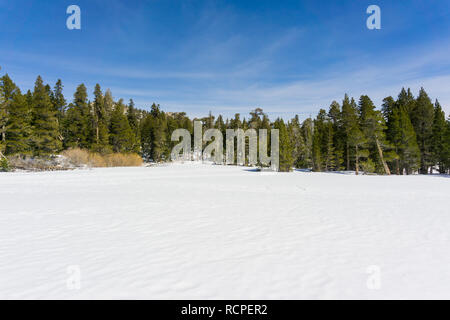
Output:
top-left (0, 163), bottom-right (449, 299)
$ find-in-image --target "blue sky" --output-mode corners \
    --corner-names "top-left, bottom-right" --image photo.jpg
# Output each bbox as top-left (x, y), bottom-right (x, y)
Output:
top-left (1, 0), bottom-right (449, 119)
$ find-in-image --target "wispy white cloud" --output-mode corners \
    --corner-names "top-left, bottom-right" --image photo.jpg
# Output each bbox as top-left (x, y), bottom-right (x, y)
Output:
top-left (125, 42), bottom-right (450, 118)
top-left (2, 28), bottom-right (450, 119)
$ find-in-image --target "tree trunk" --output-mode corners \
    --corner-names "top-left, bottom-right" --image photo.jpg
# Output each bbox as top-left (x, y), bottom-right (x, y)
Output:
top-left (395, 158), bottom-right (400, 175)
top-left (375, 137), bottom-right (390, 175)
top-left (346, 141), bottom-right (350, 170)
top-left (355, 145), bottom-right (359, 175)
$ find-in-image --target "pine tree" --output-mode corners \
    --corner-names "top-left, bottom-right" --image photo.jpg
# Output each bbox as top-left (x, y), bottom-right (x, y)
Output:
top-left (92, 84), bottom-right (110, 153)
top-left (288, 115), bottom-right (305, 169)
top-left (411, 88), bottom-right (435, 173)
top-left (328, 101), bottom-right (344, 170)
top-left (384, 96), bottom-right (401, 174)
top-left (398, 107), bottom-right (421, 174)
top-left (432, 100), bottom-right (447, 173)
top-left (274, 118), bottom-right (293, 172)
top-left (358, 95), bottom-right (391, 175)
top-left (205, 110), bottom-right (215, 129)
top-left (230, 113), bottom-right (242, 129)
top-left (249, 108), bottom-right (264, 130)
top-left (5, 88), bottom-right (32, 154)
top-left (444, 117), bottom-right (450, 174)
top-left (386, 101), bottom-right (420, 175)
top-left (312, 109), bottom-right (339, 171)
top-left (323, 121), bottom-right (336, 171)
top-left (51, 79), bottom-right (66, 138)
top-left (341, 96), bottom-right (368, 174)
top-left (260, 113), bottom-right (272, 151)
top-left (127, 99), bottom-right (140, 153)
top-left (103, 89), bottom-right (114, 124)
top-left (348, 123), bottom-right (368, 175)
top-left (140, 113), bottom-right (153, 161)
top-left (30, 76), bottom-right (62, 155)
top-left (312, 110), bottom-right (326, 171)
top-left (300, 117), bottom-right (314, 168)
top-left (215, 114), bottom-right (225, 131)
top-left (109, 99), bottom-right (134, 153)
top-left (341, 94), bottom-right (356, 170)
top-left (397, 87), bottom-right (416, 119)
top-left (63, 84), bottom-right (93, 149)
top-left (0, 74), bottom-right (17, 153)
top-left (151, 105), bottom-right (169, 161)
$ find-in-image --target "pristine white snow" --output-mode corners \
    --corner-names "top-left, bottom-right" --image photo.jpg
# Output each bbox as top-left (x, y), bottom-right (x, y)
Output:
top-left (0, 163), bottom-right (449, 299)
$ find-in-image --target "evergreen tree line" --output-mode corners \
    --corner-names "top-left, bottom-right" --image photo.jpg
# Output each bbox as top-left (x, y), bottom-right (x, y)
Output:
top-left (1, 72), bottom-right (449, 174)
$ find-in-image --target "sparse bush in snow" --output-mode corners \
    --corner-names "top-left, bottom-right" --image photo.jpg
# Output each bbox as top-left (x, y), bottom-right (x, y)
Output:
top-left (103, 153), bottom-right (143, 167)
top-left (62, 148), bottom-right (142, 168)
top-left (88, 153), bottom-right (107, 167)
top-left (7, 155), bottom-right (72, 171)
top-left (61, 148), bottom-right (90, 167)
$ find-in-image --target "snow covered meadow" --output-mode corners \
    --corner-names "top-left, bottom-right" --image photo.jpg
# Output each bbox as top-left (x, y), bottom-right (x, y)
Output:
top-left (0, 163), bottom-right (449, 299)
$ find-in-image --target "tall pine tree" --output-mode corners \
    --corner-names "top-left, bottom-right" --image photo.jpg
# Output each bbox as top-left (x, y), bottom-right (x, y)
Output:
top-left (432, 100), bottom-right (447, 173)
top-left (63, 84), bottom-right (93, 149)
top-left (91, 84), bottom-right (110, 153)
top-left (274, 118), bottom-right (293, 172)
top-left (126, 99), bottom-right (140, 153)
top-left (411, 88), bottom-right (434, 173)
top-left (358, 95), bottom-right (391, 175)
top-left (384, 95), bottom-right (420, 174)
top-left (30, 76), bottom-right (62, 155)
top-left (5, 88), bottom-right (32, 155)
top-left (0, 74), bottom-right (17, 153)
top-left (109, 99), bottom-right (135, 153)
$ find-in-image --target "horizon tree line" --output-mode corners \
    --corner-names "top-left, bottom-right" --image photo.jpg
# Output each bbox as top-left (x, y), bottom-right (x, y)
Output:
top-left (1, 71), bottom-right (449, 174)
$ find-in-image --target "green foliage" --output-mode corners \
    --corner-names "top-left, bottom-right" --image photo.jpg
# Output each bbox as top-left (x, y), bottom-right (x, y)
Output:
top-left (328, 101), bottom-right (344, 170)
top-left (361, 158), bottom-right (376, 174)
top-left (312, 112), bottom-right (323, 171)
top-left (288, 115), bottom-right (305, 169)
top-left (0, 155), bottom-right (9, 172)
top-left (358, 95), bottom-right (391, 174)
top-left (6, 88), bottom-right (32, 155)
top-left (432, 100), bottom-right (447, 173)
top-left (50, 79), bottom-right (66, 132)
top-left (30, 76), bottom-right (62, 156)
top-left (126, 99), bottom-right (141, 154)
top-left (274, 118), bottom-right (293, 172)
top-left (341, 95), bottom-right (358, 170)
top-left (91, 84), bottom-right (110, 153)
top-left (0, 74), bottom-right (17, 152)
top-left (139, 104), bottom-right (169, 162)
top-left (299, 118), bottom-right (313, 168)
top-left (411, 88), bottom-right (435, 173)
top-left (63, 84), bottom-right (92, 149)
top-left (444, 117), bottom-right (450, 173)
top-left (109, 99), bottom-right (135, 153)
top-left (1, 70), bottom-right (448, 176)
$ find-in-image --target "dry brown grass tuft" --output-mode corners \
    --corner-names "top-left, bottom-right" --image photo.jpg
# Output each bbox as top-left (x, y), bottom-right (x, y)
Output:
top-left (61, 148), bottom-right (90, 166)
top-left (88, 153), bottom-right (107, 167)
top-left (104, 153), bottom-right (143, 167)
top-left (62, 148), bottom-right (142, 168)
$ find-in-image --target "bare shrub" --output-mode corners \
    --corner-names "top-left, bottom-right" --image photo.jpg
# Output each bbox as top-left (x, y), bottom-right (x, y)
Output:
top-left (88, 153), bottom-right (107, 167)
top-left (62, 148), bottom-right (89, 167)
top-left (104, 153), bottom-right (143, 167)
top-left (7, 155), bottom-right (71, 171)
top-left (61, 148), bottom-right (142, 168)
